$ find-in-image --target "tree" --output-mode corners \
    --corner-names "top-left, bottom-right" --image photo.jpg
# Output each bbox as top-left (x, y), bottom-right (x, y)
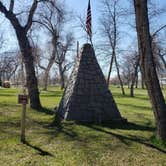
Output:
top-left (151, 37), bottom-right (166, 73)
top-left (122, 52), bottom-right (139, 97)
top-left (129, 52), bottom-right (139, 97)
top-left (0, 32), bottom-right (4, 85)
top-left (35, 0), bottom-right (67, 90)
top-left (0, 51), bottom-right (19, 82)
top-left (0, 0), bottom-right (41, 109)
top-left (0, 32), bottom-right (4, 49)
top-left (134, 0), bottom-right (166, 141)
top-left (121, 65), bottom-right (131, 89)
top-left (35, 44), bottom-right (51, 90)
top-left (55, 32), bottom-right (74, 89)
top-left (99, 0), bottom-right (125, 95)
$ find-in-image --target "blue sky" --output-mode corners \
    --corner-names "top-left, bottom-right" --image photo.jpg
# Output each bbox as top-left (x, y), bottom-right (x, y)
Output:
top-left (0, 0), bottom-right (165, 78)
top-left (0, 0), bottom-right (165, 51)
top-left (66, 0), bottom-right (100, 45)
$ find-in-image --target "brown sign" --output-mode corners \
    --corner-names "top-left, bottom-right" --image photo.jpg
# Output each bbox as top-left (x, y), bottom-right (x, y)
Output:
top-left (18, 94), bottom-right (28, 104)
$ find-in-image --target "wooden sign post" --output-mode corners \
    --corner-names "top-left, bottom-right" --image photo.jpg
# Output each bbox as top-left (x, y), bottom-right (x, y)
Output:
top-left (18, 88), bottom-right (28, 143)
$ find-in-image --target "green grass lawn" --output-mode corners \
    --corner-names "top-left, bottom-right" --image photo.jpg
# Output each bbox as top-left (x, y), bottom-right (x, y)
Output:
top-left (0, 86), bottom-right (166, 166)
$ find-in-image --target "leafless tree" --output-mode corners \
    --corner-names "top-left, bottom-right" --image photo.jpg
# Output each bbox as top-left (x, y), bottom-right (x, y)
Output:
top-left (151, 39), bottom-right (165, 73)
top-left (35, 0), bottom-right (68, 90)
top-left (55, 32), bottom-right (74, 89)
top-left (129, 52), bottom-right (139, 97)
top-left (134, 0), bottom-right (166, 141)
top-left (0, 0), bottom-right (43, 109)
top-left (0, 51), bottom-right (19, 82)
top-left (0, 32), bottom-right (4, 49)
top-left (122, 51), bottom-right (139, 96)
top-left (121, 65), bottom-right (131, 89)
top-left (142, 3), bottom-right (166, 89)
top-left (99, 0), bottom-right (125, 95)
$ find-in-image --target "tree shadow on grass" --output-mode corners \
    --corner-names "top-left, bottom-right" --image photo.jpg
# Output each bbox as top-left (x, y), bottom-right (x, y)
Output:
top-left (112, 92), bottom-right (132, 98)
top-left (0, 121), bottom-right (20, 128)
top-left (0, 103), bottom-right (19, 108)
top-left (112, 92), bottom-right (151, 102)
top-left (24, 141), bottom-right (54, 157)
top-left (0, 93), bottom-right (16, 97)
top-left (118, 103), bottom-right (151, 110)
top-left (45, 125), bottom-right (78, 140)
top-left (38, 107), bottom-right (55, 115)
top-left (86, 121), bottom-right (155, 132)
top-left (45, 90), bottom-right (63, 93)
top-left (79, 123), bottom-right (166, 154)
top-left (41, 94), bottom-right (62, 97)
top-left (41, 90), bottom-right (63, 97)
top-left (49, 117), bottom-right (78, 140)
top-left (134, 95), bottom-right (149, 101)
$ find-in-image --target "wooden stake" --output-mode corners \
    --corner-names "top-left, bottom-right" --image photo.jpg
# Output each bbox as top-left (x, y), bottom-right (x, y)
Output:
top-left (20, 59), bottom-right (27, 143)
top-left (21, 102), bottom-right (26, 143)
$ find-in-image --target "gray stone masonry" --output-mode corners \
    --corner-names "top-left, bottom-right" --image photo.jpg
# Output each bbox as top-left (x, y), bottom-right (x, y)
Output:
top-left (57, 43), bottom-right (125, 122)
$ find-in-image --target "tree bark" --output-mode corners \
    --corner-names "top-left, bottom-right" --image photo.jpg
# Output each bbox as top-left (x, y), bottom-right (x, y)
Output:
top-left (130, 79), bottom-right (134, 97)
top-left (106, 54), bottom-right (114, 87)
top-left (43, 70), bottom-right (49, 91)
top-left (58, 63), bottom-right (65, 90)
top-left (134, 0), bottom-right (166, 140)
top-left (135, 74), bottom-right (138, 88)
top-left (17, 30), bottom-right (41, 109)
top-left (42, 53), bottom-right (56, 91)
top-left (130, 60), bottom-right (139, 97)
top-left (114, 55), bottom-right (125, 95)
top-left (0, 1), bottom-right (41, 110)
top-left (140, 68), bottom-right (145, 89)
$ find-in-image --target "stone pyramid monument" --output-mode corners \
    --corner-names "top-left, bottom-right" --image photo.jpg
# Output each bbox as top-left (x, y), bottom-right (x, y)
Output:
top-left (57, 43), bottom-right (124, 122)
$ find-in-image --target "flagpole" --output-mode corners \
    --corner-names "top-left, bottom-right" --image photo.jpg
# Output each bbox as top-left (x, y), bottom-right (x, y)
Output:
top-left (90, 37), bottom-right (93, 48)
top-left (77, 41), bottom-right (79, 57)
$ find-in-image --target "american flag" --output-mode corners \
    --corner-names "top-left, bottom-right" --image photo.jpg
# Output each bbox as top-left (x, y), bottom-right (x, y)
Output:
top-left (86, 0), bottom-right (92, 38)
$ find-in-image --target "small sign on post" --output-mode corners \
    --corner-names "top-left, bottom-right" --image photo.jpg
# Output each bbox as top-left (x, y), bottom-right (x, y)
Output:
top-left (18, 94), bottom-right (28, 104)
top-left (18, 91), bottom-right (28, 143)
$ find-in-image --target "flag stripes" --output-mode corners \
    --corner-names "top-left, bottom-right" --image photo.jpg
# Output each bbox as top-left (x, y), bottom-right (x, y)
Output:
top-left (86, 0), bottom-right (92, 38)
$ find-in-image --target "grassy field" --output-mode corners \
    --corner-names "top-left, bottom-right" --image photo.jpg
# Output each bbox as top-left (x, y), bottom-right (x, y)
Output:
top-left (0, 86), bottom-right (166, 166)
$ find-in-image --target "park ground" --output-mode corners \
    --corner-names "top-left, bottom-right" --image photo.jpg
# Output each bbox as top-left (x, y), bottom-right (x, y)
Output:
top-left (0, 86), bottom-right (166, 166)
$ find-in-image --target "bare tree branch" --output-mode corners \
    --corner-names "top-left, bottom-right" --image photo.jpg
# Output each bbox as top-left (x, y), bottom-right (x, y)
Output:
top-left (0, 1), bottom-right (8, 14)
top-left (0, 1), bottom-right (21, 29)
top-left (9, 0), bottom-right (14, 12)
top-left (32, 20), bottom-right (53, 32)
top-left (24, 0), bottom-right (38, 32)
top-left (0, 0), bottom-right (42, 109)
top-left (152, 25), bottom-right (166, 38)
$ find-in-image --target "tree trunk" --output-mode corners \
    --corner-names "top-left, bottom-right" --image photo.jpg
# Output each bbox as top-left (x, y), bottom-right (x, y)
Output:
top-left (127, 78), bottom-right (130, 89)
top-left (58, 63), bottom-right (65, 90)
top-left (17, 29), bottom-right (41, 109)
top-left (43, 70), bottom-right (49, 91)
top-left (140, 67), bottom-right (145, 89)
top-left (130, 62), bottom-right (139, 97)
top-left (0, 75), bottom-right (2, 86)
top-left (141, 76), bottom-right (145, 89)
top-left (41, 47), bottom-right (56, 91)
top-left (114, 55), bottom-right (125, 95)
top-left (134, 0), bottom-right (166, 140)
top-left (130, 76), bottom-right (136, 97)
top-left (135, 74), bottom-right (138, 88)
top-left (0, 1), bottom-right (41, 109)
top-left (107, 55), bottom-right (114, 87)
